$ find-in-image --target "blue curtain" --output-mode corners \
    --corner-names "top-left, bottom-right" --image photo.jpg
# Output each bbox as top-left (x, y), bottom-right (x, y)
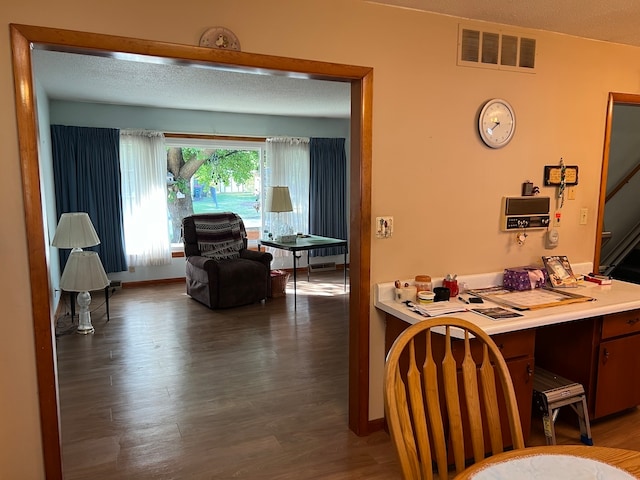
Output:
top-left (309, 138), bottom-right (348, 257)
top-left (51, 125), bottom-right (127, 273)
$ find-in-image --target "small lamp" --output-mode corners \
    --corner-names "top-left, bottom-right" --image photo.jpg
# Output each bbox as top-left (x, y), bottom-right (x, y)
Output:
top-left (265, 186), bottom-right (293, 239)
top-left (52, 212), bottom-right (100, 252)
top-left (59, 251), bottom-right (110, 334)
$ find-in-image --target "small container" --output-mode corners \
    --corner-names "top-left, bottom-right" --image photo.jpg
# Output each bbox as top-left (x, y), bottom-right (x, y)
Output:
top-left (433, 287), bottom-right (451, 302)
top-left (418, 290), bottom-right (435, 304)
top-left (442, 279), bottom-right (459, 298)
top-left (395, 286), bottom-right (417, 303)
top-left (415, 275), bottom-right (432, 294)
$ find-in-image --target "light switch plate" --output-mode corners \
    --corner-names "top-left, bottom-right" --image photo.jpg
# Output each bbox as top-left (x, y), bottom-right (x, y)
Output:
top-left (376, 216), bottom-right (393, 238)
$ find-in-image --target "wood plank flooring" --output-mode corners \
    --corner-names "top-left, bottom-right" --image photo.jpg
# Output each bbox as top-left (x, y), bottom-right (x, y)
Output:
top-left (56, 271), bottom-right (399, 479)
top-left (56, 271), bottom-right (640, 479)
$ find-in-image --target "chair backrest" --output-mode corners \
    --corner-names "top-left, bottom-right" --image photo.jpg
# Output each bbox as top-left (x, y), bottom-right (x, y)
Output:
top-left (384, 317), bottom-right (525, 480)
top-left (182, 212), bottom-right (247, 258)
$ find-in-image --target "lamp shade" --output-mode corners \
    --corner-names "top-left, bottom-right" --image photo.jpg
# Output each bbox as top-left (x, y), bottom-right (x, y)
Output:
top-left (59, 251), bottom-right (110, 292)
top-left (265, 186), bottom-right (293, 213)
top-left (52, 212), bottom-right (101, 249)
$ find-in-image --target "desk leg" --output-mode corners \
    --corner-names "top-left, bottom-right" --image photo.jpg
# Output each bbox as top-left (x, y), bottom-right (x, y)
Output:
top-left (70, 291), bottom-right (76, 320)
top-left (293, 252), bottom-right (298, 309)
top-left (344, 248), bottom-right (347, 291)
top-left (105, 286), bottom-right (110, 322)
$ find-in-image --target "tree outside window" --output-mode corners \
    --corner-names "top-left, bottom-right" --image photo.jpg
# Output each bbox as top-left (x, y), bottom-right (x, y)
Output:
top-left (166, 146), bottom-right (261, 243)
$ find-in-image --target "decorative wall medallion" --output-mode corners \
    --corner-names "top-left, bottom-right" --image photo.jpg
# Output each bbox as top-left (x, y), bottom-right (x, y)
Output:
top-left (199, 27), bottom-right (241, 51)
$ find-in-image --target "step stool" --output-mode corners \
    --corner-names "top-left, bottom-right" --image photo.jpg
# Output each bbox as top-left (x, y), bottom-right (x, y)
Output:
top-left (532, 367), bottom-right (593, 446)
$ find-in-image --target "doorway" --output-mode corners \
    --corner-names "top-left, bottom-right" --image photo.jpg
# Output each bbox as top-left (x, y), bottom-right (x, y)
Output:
top-left (595, 92), bottom-right (640, 281)
top-left (10, 23), bottom-right (372, 479)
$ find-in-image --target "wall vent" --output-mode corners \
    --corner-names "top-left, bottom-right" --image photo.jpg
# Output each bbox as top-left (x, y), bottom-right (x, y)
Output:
top-left (308, 262), bottom-right (336, 273)
top-left (458, 24), bottom-right (536, 72)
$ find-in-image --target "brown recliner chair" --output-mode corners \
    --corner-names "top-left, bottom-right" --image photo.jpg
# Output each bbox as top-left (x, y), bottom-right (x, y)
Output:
top-left (182, 213), bottom-right (273, 309)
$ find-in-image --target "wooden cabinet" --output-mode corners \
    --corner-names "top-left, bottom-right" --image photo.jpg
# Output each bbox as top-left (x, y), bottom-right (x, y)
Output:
top-left (535, 309), bottom-right (640, 419)
top-left (385, 314), bottom-right (535, 441)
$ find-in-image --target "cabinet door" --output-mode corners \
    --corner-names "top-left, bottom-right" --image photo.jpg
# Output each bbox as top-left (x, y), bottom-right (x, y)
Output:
top-left (595, 334), bottom-right (640, 418)
top-left (507, 356), bottom-right (534, 441)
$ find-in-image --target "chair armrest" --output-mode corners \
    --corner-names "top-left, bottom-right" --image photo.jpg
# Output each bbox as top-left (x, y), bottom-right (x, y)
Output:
top-left (240, 249), bottom-right (273, 265)
top-left (186, 255), bottom-right (218, 272)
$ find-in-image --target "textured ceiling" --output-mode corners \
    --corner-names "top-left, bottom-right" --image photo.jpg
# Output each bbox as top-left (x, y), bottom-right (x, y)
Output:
top-left (32, 50), bottom-right (352, 119)
top-left (370, 0), bottom-right (640, 47)
top-left (33, 1), bottom-right (640, 119)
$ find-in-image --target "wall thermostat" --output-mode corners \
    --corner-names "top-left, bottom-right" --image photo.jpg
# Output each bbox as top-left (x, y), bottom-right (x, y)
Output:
top-left (501, 196), bottom-right (551, 231)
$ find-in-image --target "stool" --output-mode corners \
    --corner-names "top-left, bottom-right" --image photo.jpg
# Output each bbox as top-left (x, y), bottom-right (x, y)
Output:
top-left (533, 367), bottom-right (593, 446)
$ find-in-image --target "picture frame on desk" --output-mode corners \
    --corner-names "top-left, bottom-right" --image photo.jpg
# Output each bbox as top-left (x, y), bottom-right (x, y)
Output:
top-left (542, 255), bottom-right (579, 288)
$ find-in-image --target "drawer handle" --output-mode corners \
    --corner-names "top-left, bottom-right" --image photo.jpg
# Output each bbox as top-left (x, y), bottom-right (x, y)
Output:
top-left (603, 348), bottom-right (610, 364)
top-left (497, 343), bottom-right (505, 350)
top-left (626, 318), bottom-right (640, 326)
top-left (526, 364), bottom-right (533, 379)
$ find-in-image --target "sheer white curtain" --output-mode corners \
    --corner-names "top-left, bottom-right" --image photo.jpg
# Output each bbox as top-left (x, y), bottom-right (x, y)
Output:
top-left (265, 137), bottom-right (310, 255)
top-left (119, 130), bottom-right (172, 266)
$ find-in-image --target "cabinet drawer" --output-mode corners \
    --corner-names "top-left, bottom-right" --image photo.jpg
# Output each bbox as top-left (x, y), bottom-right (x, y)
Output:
top-left (491, 329), bottom-right (536, 360)
top-left (601, 310), bottom-right (640, 340)
top-left (450, 329), bottom-right (535, 360)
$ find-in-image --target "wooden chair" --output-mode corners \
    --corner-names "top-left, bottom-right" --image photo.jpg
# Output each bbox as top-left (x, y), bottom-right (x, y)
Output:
top-left (384, 317), bottom-right (525, 480)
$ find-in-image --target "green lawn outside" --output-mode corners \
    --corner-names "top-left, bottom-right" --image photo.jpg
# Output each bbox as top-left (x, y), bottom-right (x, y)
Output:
top-left (192, 192), bottom-right (261, 228)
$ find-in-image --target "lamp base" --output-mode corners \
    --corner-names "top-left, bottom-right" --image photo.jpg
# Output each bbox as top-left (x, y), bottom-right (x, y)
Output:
top-left (76, 324), bottom-right (95, 335)
top-left (75, 291), bottom-right (95, 335)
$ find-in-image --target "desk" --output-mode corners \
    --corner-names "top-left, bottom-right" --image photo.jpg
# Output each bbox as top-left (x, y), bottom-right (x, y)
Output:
top-left (259, 235), bottom-right (347, 307)
top-left (377, 274), bottom-right (640, 440)
top-left (453, 445), bottom-right (640, 479)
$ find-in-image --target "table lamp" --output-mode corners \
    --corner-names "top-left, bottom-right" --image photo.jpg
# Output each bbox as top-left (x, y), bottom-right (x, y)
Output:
top-left (59, 251), bottom-right (110, 334)
top-left (265, 186), bottom-right (293, 241)
top-left (52, 212), bottom-right (101, 252)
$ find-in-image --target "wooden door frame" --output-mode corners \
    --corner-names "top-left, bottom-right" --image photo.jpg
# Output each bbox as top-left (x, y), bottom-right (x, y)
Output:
top-left (594, 92), bottom-right (640, 274)
top-left (10, 23), bottom-right (372, 479)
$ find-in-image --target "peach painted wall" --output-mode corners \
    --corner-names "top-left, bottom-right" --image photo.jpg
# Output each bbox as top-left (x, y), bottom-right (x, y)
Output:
top-left (3, 0), bottom-right (640, 476)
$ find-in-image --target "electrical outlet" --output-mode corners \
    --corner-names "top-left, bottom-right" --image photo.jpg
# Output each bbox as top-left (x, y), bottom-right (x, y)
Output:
top-left (580, 208), bottom-right (588, 225)
top-left (553, 211), bottom-right (562, 228)
top-left (375, 216), bottom-right (393, 238)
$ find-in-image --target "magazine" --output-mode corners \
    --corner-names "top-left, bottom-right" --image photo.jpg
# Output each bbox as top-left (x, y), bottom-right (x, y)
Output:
top-left (470, 306), bottom-right (524, 320)
top-left (542, 255), bottom-right (579, 287)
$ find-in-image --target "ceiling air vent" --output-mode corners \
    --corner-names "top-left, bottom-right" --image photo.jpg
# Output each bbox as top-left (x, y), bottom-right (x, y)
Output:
top-left (458, 25), bottom-right (536, 73)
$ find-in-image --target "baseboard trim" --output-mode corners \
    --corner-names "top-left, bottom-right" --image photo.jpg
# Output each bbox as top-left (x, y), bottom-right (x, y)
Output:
top-left (368, 417), bottom-right (385, 434)
top-left (122, 277), bottom-right (186, 288)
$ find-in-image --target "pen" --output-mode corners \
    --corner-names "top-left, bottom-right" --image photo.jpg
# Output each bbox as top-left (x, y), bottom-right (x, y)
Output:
top-left (458, 296), bottom-right (469, 304)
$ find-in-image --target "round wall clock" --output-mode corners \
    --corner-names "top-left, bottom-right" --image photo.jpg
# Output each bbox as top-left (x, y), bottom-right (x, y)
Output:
top-left (478, 98), bottom-right (516, 148)
top-left (199, 27), bottom-right (241, 51)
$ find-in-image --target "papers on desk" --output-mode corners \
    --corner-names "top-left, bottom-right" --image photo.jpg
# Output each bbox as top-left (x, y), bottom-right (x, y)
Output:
top-left (405, 301), bottom-right (467, 317)
top-left (470, 306), bottom-right (523, 320)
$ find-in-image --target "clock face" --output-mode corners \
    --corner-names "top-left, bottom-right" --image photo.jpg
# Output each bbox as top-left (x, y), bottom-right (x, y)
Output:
top-left (478, 99), bottom-right (516, 148)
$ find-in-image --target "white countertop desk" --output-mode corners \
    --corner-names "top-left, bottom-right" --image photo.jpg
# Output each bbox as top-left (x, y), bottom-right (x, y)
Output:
top-left (375, 278), bottom-right (640, 337)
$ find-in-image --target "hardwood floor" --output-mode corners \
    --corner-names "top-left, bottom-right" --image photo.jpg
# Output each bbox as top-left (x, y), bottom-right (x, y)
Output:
top-left (56, 271), bottom-right (399, 479)
top-left (56, 271), bottom-right (640, 478)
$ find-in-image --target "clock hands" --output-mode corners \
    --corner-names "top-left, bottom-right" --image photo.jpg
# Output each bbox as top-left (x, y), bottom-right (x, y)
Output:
top-left (487, 120), bottom-right (500, 135)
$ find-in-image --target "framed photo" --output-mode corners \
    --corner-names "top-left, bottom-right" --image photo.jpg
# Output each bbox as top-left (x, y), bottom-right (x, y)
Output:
top-left (542, 255), bottom-right (579, 287)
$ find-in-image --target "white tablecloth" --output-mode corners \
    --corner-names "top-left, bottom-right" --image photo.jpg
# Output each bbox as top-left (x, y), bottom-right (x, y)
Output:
top-left (471, 454), bottom-right (635, 479)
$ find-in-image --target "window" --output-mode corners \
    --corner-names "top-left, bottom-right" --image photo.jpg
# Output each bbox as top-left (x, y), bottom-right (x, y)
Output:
top-left (164, 137), bottom-right (265, 247)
